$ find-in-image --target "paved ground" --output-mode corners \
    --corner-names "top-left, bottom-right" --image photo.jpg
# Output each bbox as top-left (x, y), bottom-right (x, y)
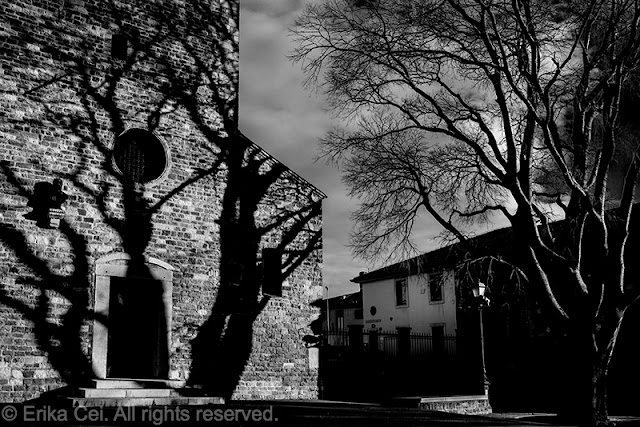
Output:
top-left (3, 400), bottom-right (640, 426)
top-left (239, 402), bottom-right (640, 427)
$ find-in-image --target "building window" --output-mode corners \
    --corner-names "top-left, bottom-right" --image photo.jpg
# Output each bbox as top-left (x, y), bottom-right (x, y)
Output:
top-left (354, 308), bottom-right (363, 320)
top-left (429, 272), bottom-right (443, 303)
top-left (113, 128), bottom-right (170, 184)
top-left (336, 310), bottom-right (344, 330)
top-left (395, 278), bottom-right (408, 306)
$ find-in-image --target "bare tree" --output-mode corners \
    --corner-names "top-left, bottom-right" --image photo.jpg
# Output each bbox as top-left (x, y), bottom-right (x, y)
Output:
top-left (292, 0), bottom-right (640, 424)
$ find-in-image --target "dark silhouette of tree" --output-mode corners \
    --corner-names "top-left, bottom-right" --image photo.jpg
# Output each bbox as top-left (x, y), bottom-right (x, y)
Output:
top-left (292, 0), bottom-right (640, 424)
top-left (1, 0), bottom-right (322, 401)
top-left (187, 137), bottom-right (322, 399)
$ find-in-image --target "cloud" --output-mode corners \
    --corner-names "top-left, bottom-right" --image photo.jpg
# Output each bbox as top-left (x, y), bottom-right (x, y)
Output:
top-left (239, 5), bottom-right (330, 179)
top-left (239, 1), bottom-right (366, 297)
top-left (239, 1), bottom-right (517, 300)
top-left (238, 1), bottom-right (473, 299)
top-left (241, 0), bottom-right (307, 19)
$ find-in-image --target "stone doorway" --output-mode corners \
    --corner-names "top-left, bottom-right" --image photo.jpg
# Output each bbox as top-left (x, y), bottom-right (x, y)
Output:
top-left (106, 276), bottom-right (168, 378)
top-left (92, 254), bottom-right (173, 380)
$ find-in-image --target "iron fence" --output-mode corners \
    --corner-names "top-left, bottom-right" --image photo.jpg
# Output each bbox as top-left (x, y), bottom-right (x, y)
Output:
top-left (322, 328), bottom-right (457, 358)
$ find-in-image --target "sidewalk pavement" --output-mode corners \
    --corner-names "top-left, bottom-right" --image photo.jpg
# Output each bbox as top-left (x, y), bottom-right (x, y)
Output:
top-left (486, 412), bottom-right (640, 426)
top-left (258, 401), bottom-right (640, 426)
top-left (4, 400), bottom-right (640, 426)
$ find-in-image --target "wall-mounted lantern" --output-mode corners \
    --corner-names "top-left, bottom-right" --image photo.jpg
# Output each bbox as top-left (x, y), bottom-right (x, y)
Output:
top-left (24, 179), bottom-right (68, 229)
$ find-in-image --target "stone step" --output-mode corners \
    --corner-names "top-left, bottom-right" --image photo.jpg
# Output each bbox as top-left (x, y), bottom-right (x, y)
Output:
top-left (419, 395), bottom-right (490, 415)
top-left (387, 394), bottom-right (491, 414)
top-left (89, 378), bottom-right (185, 389)
top-left (67, 396), bottom-right (225, 407)
top-left (76, 388), bottom-right (173, 398)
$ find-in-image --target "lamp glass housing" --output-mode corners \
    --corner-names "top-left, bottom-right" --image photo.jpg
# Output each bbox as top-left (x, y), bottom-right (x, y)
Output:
top-left (473, 282), bottom-right (486, 298)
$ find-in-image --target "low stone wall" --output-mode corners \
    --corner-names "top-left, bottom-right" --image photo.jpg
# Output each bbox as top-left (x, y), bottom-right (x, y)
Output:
top-left (419, 395), bottom-right (491, 415)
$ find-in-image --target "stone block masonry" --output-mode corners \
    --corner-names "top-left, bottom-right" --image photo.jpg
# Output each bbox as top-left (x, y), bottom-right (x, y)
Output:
top-left (0, 0), bottom-right (324, 403)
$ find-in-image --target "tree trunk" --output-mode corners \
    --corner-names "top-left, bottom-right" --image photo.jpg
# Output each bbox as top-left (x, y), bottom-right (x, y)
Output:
top-left (593, 362), bottom-right (610, 426)
top-left (561, 317), bottom-right (623, 426)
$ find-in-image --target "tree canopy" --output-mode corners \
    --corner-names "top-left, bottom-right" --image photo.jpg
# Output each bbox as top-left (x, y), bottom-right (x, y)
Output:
top-left (292, 0), bottom-right (640, 423)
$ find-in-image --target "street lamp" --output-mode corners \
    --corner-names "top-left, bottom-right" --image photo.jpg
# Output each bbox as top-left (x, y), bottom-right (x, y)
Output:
top-left (325, 286), bottom-right (330, 331)
top-left (471, 281), bottom-right (486, 299)
top-left (472, 281), bottom-right (490, 396)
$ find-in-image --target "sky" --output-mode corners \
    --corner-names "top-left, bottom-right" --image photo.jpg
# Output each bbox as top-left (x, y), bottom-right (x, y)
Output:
top-left (238, 0), bottom-right (366, 298)
top-left (235, 1), bottom-right (634, 300)
top-left (237, 1), bottom-right (476, 298)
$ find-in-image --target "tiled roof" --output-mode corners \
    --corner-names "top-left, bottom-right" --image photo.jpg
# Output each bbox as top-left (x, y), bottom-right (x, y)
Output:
top-left (311, 290), bottom-right (362, 309)
top-left (237, 131), bottom-right (327, 200)
top-left (351, 227), bottom-right (514, 284)
top-left (352, 203), bottom-right (640, 284)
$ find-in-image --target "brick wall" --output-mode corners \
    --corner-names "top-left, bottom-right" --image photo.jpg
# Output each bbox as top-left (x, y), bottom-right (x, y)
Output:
top-left (0, 0), bottom-right (323, 402)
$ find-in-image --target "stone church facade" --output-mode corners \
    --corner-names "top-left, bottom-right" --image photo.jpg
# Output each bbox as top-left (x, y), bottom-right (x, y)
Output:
top-left (0, 0), bottom-right (324, 403)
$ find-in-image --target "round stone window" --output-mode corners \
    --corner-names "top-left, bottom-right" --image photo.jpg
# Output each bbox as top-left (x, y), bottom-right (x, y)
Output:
top-left (112, 128), bottom-right (169, 184)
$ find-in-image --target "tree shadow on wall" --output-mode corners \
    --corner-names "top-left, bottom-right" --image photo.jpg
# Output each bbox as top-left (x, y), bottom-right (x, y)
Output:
top-left (187, 135), bottom-right (322, 399)
top-left (0, 0), bottom-right (323, 400)
top-left (0, 164), bottom-right (95, 387)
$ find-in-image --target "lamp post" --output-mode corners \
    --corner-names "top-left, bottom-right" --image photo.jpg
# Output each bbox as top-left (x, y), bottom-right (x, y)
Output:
top-left (472, 281), bottom-right (490, 396)
top-left (325, 286), bottom-right (330, 331)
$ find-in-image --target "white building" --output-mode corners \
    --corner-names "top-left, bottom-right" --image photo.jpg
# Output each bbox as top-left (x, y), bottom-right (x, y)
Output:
top-left (351, 227), bottom-right (512, 339)
top-left (321, 291), bottom-right (363, 331)
top-left (356, 271), bottom-right (457, 337)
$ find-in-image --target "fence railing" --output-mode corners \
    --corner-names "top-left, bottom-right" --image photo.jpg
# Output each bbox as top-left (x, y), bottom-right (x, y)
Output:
top-left (322, 328), bottom-right (457, 358)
